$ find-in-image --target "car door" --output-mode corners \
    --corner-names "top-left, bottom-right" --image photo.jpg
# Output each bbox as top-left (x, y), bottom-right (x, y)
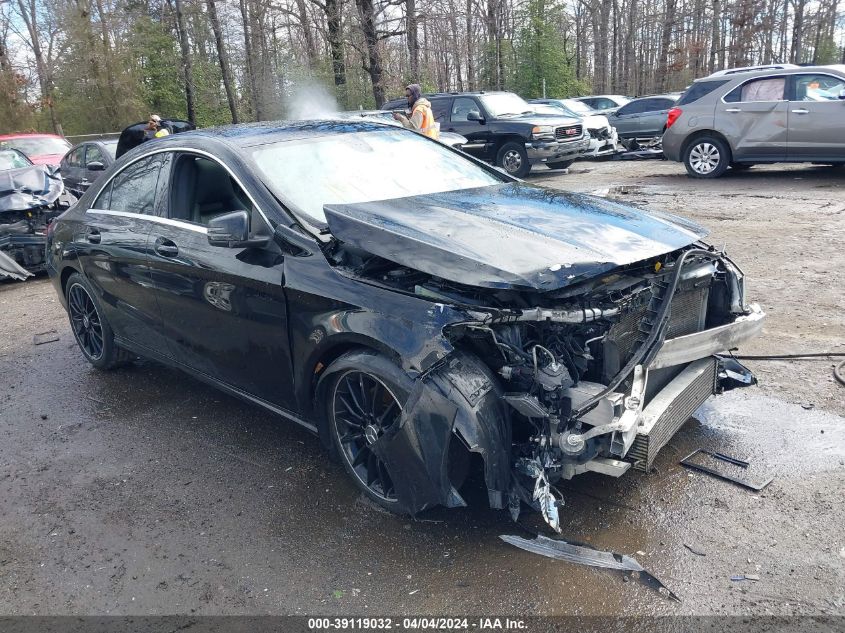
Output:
top-left (81, 143), bottom-right (109, 194)
top-left (445, 96), bottom-right (491, 160)
top-left (638, 98), bottom-right (676, 136)
top-left (144, 151), bottom-right (296, 409)
top-left (786, 72), bottom-right (845, 160)
top-left (716, 76), bottom-right (788, 160)
top-left (76, 153), bottom-right (173, 354)
top-left (609, 100), bottom-right (648, 138)
top-left (60, 146), bottom-right (85, 196)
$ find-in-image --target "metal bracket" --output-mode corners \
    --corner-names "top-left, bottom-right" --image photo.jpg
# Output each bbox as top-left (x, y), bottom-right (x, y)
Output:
top-left (679, 449), bottom-right (773, 491)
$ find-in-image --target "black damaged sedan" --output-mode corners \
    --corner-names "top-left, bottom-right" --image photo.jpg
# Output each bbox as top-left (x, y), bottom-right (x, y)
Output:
top-left (47, 121), bottom-right (765, 530)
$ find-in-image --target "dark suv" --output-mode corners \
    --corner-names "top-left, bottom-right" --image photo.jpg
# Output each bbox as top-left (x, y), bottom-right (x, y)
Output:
top-left (383, 91), bottom-right (589, 177)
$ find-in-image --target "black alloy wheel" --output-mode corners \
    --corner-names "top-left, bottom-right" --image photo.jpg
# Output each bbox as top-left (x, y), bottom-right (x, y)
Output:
top-left (68, 282), bottom-right (104, 362)
top-left (65, 272), bottom-right (131, 370)
top-left (330, 370), bottom-right (402, 504)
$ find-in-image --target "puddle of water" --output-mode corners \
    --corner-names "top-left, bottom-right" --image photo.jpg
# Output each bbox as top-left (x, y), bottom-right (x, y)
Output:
top-left (695, 391), bottom-right (845, 477)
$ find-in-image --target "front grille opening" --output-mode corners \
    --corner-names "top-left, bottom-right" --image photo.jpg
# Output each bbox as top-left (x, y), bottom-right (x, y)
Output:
top-left (555, 125), bottom-right (583, 140)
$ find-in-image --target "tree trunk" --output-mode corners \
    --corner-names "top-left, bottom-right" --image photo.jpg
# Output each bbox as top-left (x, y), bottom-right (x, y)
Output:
top-left (173, 0), bottom-right (196, 123)
top-left (356, 0), bottom-right (385, 106)
top-left (15, 0), bottom-right (59, 133)
top-left (239, 0), bottom-right (260, 120)
top-left (657, 0), bottom-right (676, 89)
top-left (624, 0), bottom-right (637, 93)
top-left (790, 0), bottom-right (806, 63)
top-left (325, 0), bottom-right (347, 88)
top-left (406, 0), bottom-right (419, 79)
top-left (206, 0), bottom-right (239, 123)
top-left (295, 0), bottom-right (318, 67)
top-left (466, 0), bottom-right (475, 89)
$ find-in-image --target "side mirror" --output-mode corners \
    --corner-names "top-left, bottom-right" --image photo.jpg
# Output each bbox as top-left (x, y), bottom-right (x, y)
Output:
top-left (467, 110), bottom-right (484, 123)
top-left (87, 161), bottom-right (105, 171)
top-left (207, 210), bottom-right (269, 248)
top-left (839, 89), bottom-right (845, 100)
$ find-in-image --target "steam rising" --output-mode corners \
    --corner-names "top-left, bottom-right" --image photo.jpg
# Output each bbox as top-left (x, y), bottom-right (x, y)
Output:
top-left (286, 81), bottom-right (340, 120)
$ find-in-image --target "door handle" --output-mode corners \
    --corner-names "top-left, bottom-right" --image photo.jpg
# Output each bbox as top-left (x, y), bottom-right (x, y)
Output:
top-left (725, 108), bottom-right (742, 113)
top-left (87, 229), bottom-right (101, 244)
top-left (791, 108), bottom-right (809, 114)
top-left (154, 237), bottom-right (179, 257)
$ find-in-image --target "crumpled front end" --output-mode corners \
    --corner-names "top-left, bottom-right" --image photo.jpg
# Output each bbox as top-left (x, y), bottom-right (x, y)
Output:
top-left (379, 244), bottom-right (763, 527)
top-left (0, 165), bottom-right (75, 279)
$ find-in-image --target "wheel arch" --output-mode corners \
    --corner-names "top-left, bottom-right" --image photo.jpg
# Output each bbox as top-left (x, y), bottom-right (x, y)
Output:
top-left (493, 134), bottom-right (529, 155)
top-left (302, 334), bottom-right (404, 444)
top-left (60, 264), bottom-right (82, 297)
top-left (681, 129), bottom-right (734, 162)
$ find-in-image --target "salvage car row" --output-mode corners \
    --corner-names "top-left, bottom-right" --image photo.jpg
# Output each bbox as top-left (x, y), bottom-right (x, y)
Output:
top-left (3, 63), bottom-right (845, 281)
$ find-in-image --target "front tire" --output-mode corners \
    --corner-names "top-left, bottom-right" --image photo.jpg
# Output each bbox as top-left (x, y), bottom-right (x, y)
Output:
top-left (65, 272), bottom-right (131, 370)
top-left (496, 142), bottom-right (531, 178)
top-left (684, 136), bottom-right (730, 178)
top-left (547, 160), bottom-right (574, 170)
top-left (322, 350), bottom-right (413, 512)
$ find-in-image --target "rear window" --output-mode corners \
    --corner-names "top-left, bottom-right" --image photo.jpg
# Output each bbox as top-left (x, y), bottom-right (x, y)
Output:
top-left (677, 80), bottom-right (730, 105)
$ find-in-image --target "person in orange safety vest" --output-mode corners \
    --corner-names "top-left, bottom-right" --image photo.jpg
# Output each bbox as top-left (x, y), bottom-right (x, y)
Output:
top-left (392, 84), bottom-right (439, 140)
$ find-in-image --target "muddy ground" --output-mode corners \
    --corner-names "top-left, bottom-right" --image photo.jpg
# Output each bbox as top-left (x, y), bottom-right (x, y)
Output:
top-left (1, 159), bottom-right (843, 617)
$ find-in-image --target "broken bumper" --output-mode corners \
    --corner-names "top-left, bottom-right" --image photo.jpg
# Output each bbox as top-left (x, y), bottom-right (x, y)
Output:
top-left (564, 304), bottom-right (766, 477)
top-left (583, 128), bottom-right (620, 157)
top-left (0, 232), bottom-right (47, 279)
top-left (526, 136), bottom-right (590, 164)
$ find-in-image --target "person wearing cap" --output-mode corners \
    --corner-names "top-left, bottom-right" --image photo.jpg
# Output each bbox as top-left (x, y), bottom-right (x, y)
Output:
top-left (392, 84), bottom-right (439, 140)
top-left (144, 115), bottom-right (170, 140)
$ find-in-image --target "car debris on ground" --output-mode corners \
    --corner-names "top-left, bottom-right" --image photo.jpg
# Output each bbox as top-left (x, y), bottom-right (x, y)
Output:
top-left (679, 448), bottom-right (774, 491)
top-left (500, 533), bottom-right (681, 602)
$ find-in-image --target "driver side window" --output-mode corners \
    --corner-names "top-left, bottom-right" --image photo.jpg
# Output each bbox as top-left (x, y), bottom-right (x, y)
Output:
top-left (168, 154), bottom-right (255, 227)
top-left (451, 97), bottom-right (480, 122)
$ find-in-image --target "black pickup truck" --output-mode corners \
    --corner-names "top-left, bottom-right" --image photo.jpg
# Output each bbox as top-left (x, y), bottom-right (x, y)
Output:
top-left (382, 91), bottom-right (589, 177)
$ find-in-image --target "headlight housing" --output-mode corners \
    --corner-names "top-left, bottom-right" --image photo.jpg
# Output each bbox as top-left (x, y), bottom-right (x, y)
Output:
top-left (531, 126), bottom-right (555, 141)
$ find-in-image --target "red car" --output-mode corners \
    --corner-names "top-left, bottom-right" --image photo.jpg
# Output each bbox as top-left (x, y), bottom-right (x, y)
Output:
top-left (0, 133), bottom-right (72, 167)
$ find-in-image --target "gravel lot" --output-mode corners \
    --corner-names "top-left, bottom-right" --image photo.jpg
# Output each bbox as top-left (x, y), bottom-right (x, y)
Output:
top-left (1, 159), bottom-right (843, 617)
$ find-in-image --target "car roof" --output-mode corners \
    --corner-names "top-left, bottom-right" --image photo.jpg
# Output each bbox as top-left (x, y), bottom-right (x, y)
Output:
top-left (692, 64), bottom-right (845, 84)
top-left (120, 120), bottom-right (402, 152)
top-left (576, 95), bottom-right (629, 100)
top-left (627, 93), bottom-right (682, 101)
top-left (0, 132), bottom-right (65, 140)
top-left (706, 63), bottom-right (799, 77)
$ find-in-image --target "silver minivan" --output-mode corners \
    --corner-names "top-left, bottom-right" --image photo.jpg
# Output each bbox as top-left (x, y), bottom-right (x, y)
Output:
top-left (663, 65), bottom-right (845, 177)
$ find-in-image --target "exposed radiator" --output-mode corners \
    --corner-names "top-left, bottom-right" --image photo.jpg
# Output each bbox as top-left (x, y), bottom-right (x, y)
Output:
top-left (628, 357), bottom-right (717, 471)
top-left (603, 281), bottom-right (710, 379)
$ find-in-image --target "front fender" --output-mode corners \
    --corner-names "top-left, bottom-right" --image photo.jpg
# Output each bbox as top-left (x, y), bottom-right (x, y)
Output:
top-left (372, 351), bottom-right (511, 514)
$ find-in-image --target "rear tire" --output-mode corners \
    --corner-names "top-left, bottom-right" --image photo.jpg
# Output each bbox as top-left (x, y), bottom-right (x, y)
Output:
top-left (547, 160), bottom-right (574, 170)
top-left (496, 142), bottom-right (531, 178)
top-left (684, 136), bottom-right (730, 178)
top-left (65, 272), bottom-right (131, 370)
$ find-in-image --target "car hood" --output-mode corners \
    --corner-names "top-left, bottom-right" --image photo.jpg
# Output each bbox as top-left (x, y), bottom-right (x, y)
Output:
top-left (506, 113), bottom-right (582, 126)
top-left (324, 183), bottom-right (708, 291)
top-left (583, 114), bottom-right (611, 130)
top-left (0, 165), bottom-right (63, 212)
top-left (29, 154), bottom-right (64, 167)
